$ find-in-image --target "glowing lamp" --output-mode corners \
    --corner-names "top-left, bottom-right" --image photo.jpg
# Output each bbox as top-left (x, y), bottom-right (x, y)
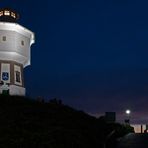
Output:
top-left (125, 109), bottom-right (131, 115)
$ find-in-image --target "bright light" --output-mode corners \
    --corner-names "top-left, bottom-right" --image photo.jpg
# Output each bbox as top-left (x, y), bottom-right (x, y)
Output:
top-left (0, 11), bottom-right (3, 16)
top-left (125, 109), bottom-right (131, 115)
top-left (4, 11), bottom-right (10, 16)
top-left (11, 12), bottom-right (16, 18)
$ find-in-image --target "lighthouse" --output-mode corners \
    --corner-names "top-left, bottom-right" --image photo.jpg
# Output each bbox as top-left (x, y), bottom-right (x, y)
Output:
top-left (0, 8), bottom-right (35, 96)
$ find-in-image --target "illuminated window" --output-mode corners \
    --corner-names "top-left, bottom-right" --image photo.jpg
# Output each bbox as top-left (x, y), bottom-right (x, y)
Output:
top-left (0, 11), bottom-right (3, 16)
top-left (2, 36), bottom-right (6, 41)
top-left (21, 40), bottom-right (24, 46)
top-left (11, 12), bottom-right (16, 18)
top-left (4, 10), bottom-right (10, 16)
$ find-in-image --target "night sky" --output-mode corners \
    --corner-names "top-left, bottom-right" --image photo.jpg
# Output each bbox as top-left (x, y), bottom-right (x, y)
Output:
top-left (2, 0), bottom-right (148, 123)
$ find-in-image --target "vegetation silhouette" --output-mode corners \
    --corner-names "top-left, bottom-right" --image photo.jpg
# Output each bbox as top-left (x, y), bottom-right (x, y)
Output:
top-left (0, 95), bottom-right (134, 148)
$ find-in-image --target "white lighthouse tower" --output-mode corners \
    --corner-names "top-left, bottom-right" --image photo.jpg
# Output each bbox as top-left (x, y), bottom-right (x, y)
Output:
top-left (0, 8), bottom-right (35, 96)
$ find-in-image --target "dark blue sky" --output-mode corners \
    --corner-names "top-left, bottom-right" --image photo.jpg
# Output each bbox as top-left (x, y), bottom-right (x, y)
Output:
top-left (2, 0), bottom-right (148, 123)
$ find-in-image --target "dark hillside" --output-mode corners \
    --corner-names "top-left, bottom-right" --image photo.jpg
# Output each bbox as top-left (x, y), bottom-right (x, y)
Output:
top-left (0, 96), bottom-right (133, 148)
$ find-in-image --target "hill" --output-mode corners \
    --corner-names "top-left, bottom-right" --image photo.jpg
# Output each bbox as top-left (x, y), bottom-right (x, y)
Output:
top-left (0, 95), bottom-right (133, 148)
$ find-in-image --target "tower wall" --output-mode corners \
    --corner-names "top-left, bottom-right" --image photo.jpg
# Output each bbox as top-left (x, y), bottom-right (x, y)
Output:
top-left (0, 60), bottom-right (25, 95)
top-left (0, 22), bottom-right (34, 67)
top-left (0, 22), bottom-right (34, 96)
top-left (0, 30), bottom-right (30, 58)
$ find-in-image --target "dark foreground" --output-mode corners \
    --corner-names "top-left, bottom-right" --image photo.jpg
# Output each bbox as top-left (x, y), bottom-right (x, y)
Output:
top-left (0, 95), bottom-right (133, 148)
top-left (117, 133), bottom-right (148, 148)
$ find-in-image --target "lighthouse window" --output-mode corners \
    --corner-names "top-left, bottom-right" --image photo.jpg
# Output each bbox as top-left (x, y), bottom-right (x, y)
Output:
top-left (16, 71), bottom-right (21, 83)
top-left (0, 11), bottom-right (3, 16)
top-left (4, 11), bottom-right (10, 16)
top-left (21, 40), bottom-right (24, 46)
top-left (11, 12), bottom-right (16, 18)
top-left (2, 36), bottom-right (6, 41)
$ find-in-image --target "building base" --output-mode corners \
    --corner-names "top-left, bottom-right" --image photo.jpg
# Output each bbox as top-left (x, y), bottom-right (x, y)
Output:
top-left (0, 85), bottom-right (25, 96)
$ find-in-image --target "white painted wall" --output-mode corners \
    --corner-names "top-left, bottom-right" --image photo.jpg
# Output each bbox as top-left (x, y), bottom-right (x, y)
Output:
top-left (0, 30), bottom-right (30, 67)
top-left (0, 22), bottom-right (35, 67)
top-left (9, 85), bottom-right (25, 96)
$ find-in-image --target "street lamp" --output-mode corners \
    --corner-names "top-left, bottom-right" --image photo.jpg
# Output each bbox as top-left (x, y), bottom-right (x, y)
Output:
top-left (125, 109), bottom-right (131, 124)
top-left (125, 109), bottom-right (131, 115)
